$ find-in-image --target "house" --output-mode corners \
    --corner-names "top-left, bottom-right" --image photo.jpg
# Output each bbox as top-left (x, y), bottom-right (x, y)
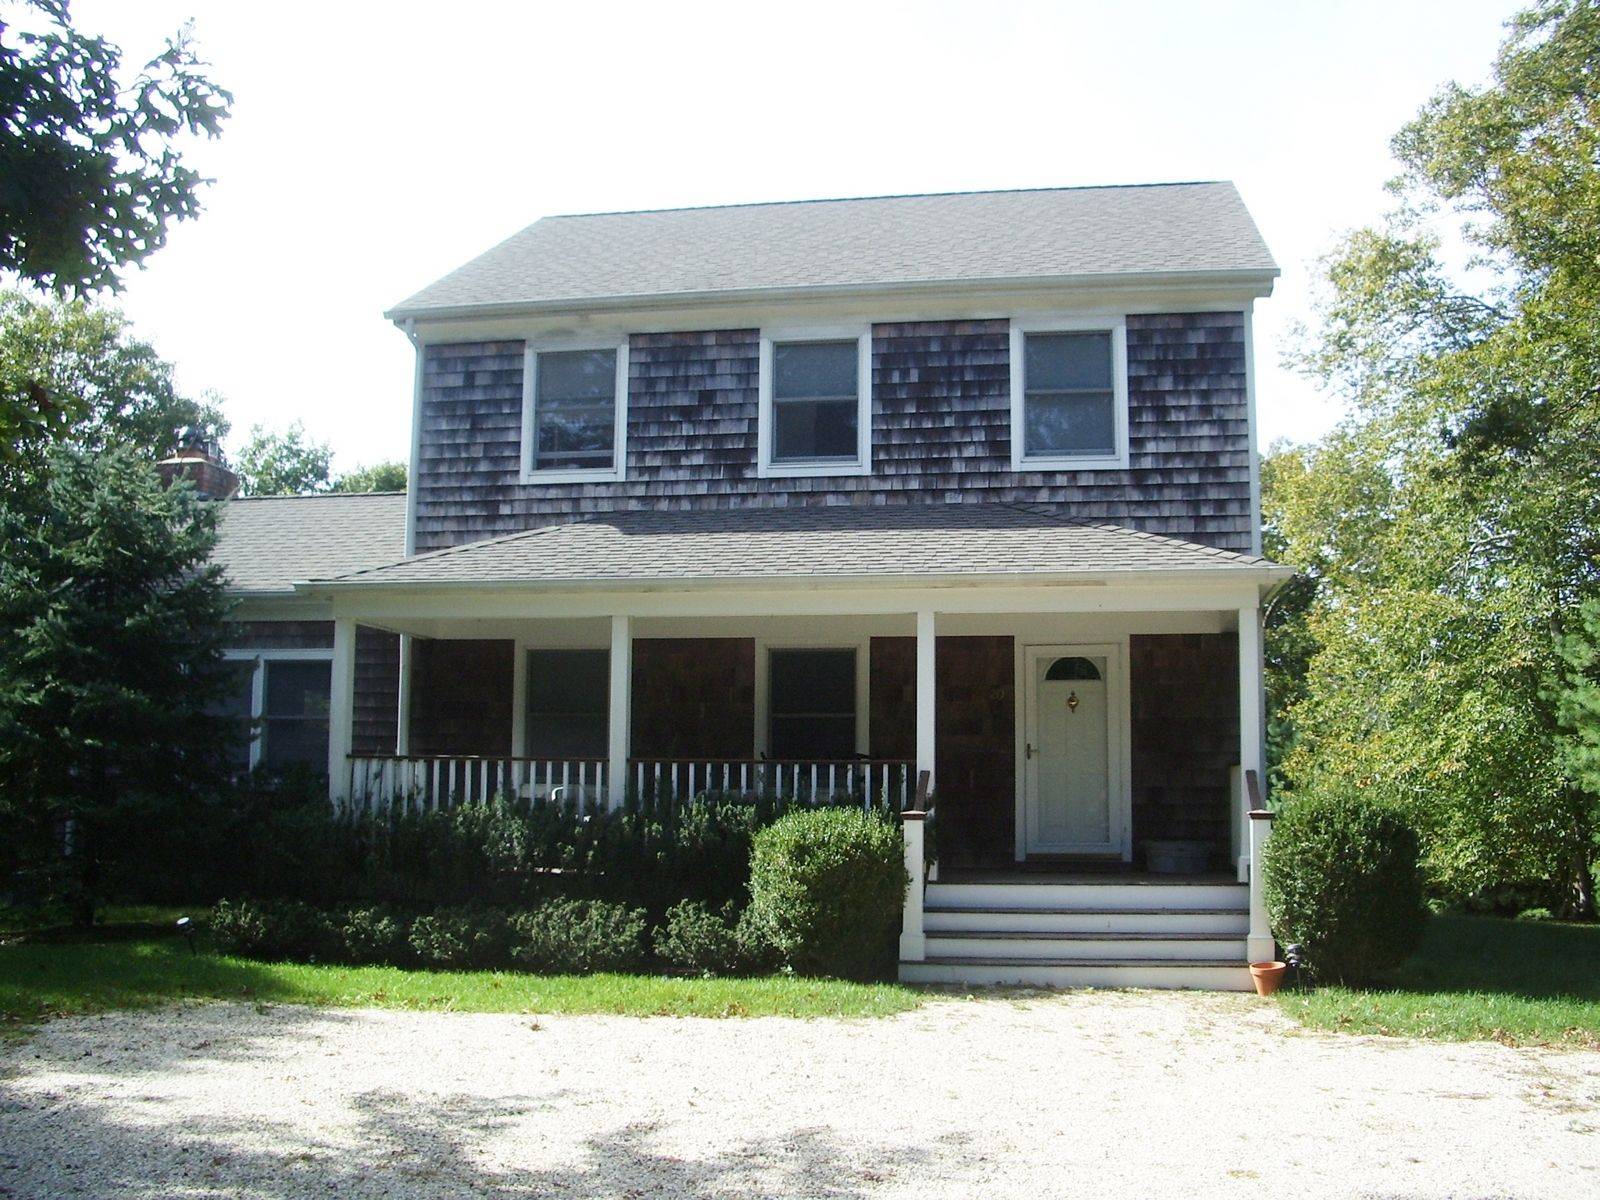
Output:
top-left (214, 183), bottom-right (1291, 989)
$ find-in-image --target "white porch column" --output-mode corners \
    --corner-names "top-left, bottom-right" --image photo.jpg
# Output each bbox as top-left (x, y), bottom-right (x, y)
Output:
top-left (395, 633), bottom-right (413, 755)
top-left (1238, 603), bottom-right (1275, 963)
top-left (607, 614), bottom-right (632, 809)
top-left (328, 616), bottom-right (358, 806)
top-left (915, 610), bottom-right (936, 795)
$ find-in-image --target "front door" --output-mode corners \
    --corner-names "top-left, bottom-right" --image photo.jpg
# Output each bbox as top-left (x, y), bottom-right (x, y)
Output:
top-left (1023, 645), bottom-right (1125, 856)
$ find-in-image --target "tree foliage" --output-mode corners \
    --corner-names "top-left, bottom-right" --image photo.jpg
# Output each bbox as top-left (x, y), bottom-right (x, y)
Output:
top-left (0, 0), bottom-right (231, 294)
top-left (0, 288), bottom-right (224, 491)
top-left (1272, 0), bottom-right (1600, 915)
top-left (0, 445), bottom-right (237, 923)
top-left (235, 421), bottom-right (332, 496)
top-left (332, 459), bottom-right (406, 493)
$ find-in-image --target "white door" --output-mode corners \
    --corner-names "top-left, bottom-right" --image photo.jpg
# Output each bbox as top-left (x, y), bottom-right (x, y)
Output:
top-left (1024, 647), bottom-right (1123, 855)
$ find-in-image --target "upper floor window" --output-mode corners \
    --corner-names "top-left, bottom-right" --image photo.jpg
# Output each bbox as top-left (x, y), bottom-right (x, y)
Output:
top-left (1009, 318), bottom-right (1129, 471)
top-left (521, 340), bottom-right (628, 483)
top-left (757, 328), bottom-right (871, 477)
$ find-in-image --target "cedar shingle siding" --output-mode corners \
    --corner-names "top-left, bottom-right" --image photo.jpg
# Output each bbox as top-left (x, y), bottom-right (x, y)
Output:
top-left (412, 313), bottom-right (1251, 553)
top-left (1129, 633), bottom-right (1239, 864)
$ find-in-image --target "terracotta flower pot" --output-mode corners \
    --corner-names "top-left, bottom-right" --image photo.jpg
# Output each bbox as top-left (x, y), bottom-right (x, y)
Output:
top-left (1249, 961), bottom-right (1287, 997)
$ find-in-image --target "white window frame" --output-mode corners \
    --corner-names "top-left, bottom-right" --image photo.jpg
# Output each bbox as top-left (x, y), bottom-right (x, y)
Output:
top-left (223, 648), bottom-right (335, 772)
top-left (1009, 315), bottom-right (1130, 472)
top-left (520, 337), bottom-right (629, 484)
top-left (757, 325), bottom-right (872, 478)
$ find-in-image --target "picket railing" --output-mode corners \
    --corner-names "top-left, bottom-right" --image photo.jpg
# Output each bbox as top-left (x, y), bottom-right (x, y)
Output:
top-left (629, 757), bottom-right (915, 811)
top-left (344, 754), bottom-right (607, 813)
top-left (344, 754), bottom-right (918, 815)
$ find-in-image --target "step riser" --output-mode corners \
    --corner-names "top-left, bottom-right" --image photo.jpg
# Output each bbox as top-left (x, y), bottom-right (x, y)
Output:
top-left (924, 936), bottom-right (1248, 962)
top-left (925, 883), bottom-right (1248, 911)
top-left (924, 911), bottom-right (1249, 936)
top-left (900, 961), bottom-right (1255, 991)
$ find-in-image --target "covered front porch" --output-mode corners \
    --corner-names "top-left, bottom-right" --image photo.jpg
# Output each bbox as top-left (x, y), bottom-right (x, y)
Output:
top-left (329, 606), bottom-right (1263, 881)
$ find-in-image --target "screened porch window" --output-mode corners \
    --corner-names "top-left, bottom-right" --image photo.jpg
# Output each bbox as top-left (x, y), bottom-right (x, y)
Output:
top-left (261, 660), bottom-right (331, 773)
top-left (528, 347), bottom-right (621, 475)
top-left (525, 649), bottom-right (609, 759)
top-left (768, 648), bottom-right (856, 760)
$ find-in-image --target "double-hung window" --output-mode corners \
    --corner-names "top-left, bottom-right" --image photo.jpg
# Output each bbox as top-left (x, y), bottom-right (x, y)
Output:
top-left (522, 341), bottom-right (628, 482)
top-left (1010, 318), bottom-right (1129, 470)
top-left (758, 329), bottom-right (871, 476)
top-left (219, 653), bottom-right (333, 776)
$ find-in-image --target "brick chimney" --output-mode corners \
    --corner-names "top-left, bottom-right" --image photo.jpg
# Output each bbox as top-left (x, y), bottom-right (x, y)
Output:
top-left (156, 429), bottom-right (239, 500)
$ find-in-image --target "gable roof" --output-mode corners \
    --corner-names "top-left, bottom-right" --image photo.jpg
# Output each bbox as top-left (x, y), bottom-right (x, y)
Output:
top-left (213, 492), bottom-right (408, 596)
top-left (387, 182), bottom-right (1277, 320)
top-left (308, 505), bottom-right (1288, 591)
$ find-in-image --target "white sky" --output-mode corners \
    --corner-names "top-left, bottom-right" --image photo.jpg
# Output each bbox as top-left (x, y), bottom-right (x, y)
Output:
top-left (75, 0), bottom-right (1515, 474)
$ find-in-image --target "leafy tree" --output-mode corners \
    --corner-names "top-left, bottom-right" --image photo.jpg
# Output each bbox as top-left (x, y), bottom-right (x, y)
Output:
top-left (235, 421), bottom-right (332, 496)
top-left (0, 289), bottom-right (224, 492)
top-left (1274, 0), bottom-right (1600, 915)
top-left (0, 1), bottom-right (232, 293)
top-left (333, 459), bottom-right (406, 493)
top-left (0, 445), bottom-right (237, 925)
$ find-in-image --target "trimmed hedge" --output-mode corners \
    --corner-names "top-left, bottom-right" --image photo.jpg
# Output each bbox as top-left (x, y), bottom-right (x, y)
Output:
top-left (509, 899), bottom-right (648, 974)
top-left (744, 808), bottom-right (906, 981)
top-left (1265, 788), bottom-right (1427, 982)
top-left (653, 900), bottom-right (749, 977)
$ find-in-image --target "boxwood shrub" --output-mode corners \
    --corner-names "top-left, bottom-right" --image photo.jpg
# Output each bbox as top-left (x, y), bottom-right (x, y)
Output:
top-left (1264, 787), bottom-right (1427, 982)
top-left (407, 906), bottom-right (511, 970)
top-left (744, 808), bottom-right (906, 981)
top-left (508, 898), bottom-right (648, 974)
top-left (653, 900), bottom-right (746, 976)
top-left (207, 898), bottom-right (339, 962)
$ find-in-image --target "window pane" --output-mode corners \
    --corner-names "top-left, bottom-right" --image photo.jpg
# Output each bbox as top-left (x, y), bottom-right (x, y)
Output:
top-left (536, 349), bottom-right (617, 401)
top-left (770, 649), bottom-right (856, 758)
top-left (526, 649), bottom-right (609, 759)
top-left (773, 398), bottom-right (858, 461)
top-left (1025, 392), bottom-right (1117, 456)
top-left (265, 660), bottom-right (330, 720)
top-left (214, 661), bottom-right (255, 773)
top-left (533, 350), bottom-right (617, 471)
top-left (1025, 332), bottom-right (1112, 391)
top-left (774, 340), bottom-right (856, 400)
top-left (261, 660), bottom-right (330, 774)
top-left (264, 717), bottom-right (328, 773)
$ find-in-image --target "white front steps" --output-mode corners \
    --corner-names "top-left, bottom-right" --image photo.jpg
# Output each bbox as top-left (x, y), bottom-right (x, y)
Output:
top-left (902, 879), bottom-right (1254, 991)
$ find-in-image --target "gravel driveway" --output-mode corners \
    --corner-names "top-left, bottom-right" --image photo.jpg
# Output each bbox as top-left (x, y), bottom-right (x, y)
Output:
top-left (2, 991), bottom-right (1596, 1199)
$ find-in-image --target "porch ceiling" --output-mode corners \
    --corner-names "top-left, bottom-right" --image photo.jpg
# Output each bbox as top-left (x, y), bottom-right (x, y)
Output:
top-left (300, 504), bottom-right (1290, 593)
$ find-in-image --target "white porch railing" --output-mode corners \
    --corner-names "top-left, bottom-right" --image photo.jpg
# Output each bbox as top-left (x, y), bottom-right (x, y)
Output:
top-left (344, 754), bottom-right (608, 813)
top-left (629, 758), bottom-right (915, 811)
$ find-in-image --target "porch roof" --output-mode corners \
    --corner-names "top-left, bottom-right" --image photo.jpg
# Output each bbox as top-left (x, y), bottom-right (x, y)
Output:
top-left (304, 505), bottom-right (1290, 592)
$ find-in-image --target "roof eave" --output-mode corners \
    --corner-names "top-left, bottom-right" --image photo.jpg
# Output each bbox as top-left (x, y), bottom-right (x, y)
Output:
top-left (384, 267), bottom-right (1280, 325)
top-left (296, 563), bottom-right (1295, 596)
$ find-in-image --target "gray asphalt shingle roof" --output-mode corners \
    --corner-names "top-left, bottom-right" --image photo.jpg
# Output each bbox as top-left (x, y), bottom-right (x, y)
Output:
top-left (387, 183), bottom-right (1277, 318)
top-left (312, 505), bottom-right (1285, 590)
top-left (214, 492), bottom-right (408, 595)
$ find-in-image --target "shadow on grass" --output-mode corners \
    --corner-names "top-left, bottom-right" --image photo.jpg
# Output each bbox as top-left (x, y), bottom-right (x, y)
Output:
top-left (0, 1069), bottom-right (934, 1198)
top-left (1365, 914), bottom-right (1600, 1002)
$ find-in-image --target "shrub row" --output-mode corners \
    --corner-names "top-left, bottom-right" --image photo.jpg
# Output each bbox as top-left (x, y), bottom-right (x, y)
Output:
top-left (126, 780), bottom-right (817, 919)
top-left (204, 806), bottom-right (910, 980)
top-left (208, 897), bottom-right (774, 976)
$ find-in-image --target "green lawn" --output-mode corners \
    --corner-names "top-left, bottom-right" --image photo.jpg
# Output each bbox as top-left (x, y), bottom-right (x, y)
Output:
top-left (1278, 913), bottom-right (1600, 1048)
top-left (0, 931), bottom-right (921, 1028)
